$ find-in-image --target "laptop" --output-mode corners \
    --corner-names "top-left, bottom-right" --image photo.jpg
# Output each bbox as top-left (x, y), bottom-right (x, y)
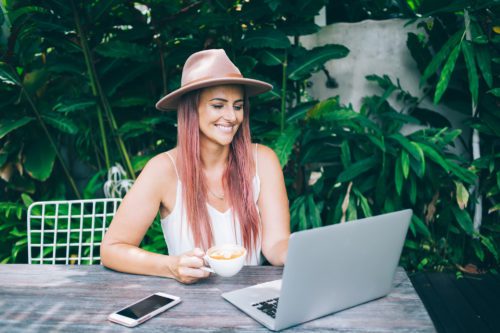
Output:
top-left (222, 209), bottom-right (412, 331)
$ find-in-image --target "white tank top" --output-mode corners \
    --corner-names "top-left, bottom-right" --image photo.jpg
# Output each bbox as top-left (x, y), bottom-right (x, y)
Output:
top-left (160, 144), bottom-right (262, 265)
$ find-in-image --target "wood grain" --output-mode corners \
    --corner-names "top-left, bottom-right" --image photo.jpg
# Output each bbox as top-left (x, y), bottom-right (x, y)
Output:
top-left (0, 265), bottom-right (435, 332)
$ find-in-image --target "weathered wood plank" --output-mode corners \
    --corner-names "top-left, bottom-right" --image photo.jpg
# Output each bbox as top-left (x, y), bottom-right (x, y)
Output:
top-left (0, 265), bottom-right (435, 332)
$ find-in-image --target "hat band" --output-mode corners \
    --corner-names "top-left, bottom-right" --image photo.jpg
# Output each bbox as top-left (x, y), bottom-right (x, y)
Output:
top-left (182, 73), bottom-right (244, 88)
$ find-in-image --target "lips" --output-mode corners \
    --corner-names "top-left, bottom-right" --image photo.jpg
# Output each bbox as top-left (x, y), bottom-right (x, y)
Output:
top-left (214, 124), bottom-right (234, 133)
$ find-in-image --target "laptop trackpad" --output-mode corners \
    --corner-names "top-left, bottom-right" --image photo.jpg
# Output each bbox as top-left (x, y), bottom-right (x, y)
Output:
top-left (222, 280), bottom-right (282, 330)
top-left (223, 279), bottom-right (282, 305)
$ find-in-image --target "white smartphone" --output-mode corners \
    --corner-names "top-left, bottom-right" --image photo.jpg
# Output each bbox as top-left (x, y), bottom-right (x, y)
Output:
top-left (108, 292), bottom-right (181, 327)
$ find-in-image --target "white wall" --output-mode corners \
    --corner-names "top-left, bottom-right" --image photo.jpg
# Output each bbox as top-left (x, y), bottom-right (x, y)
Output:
top-left (301, 19), bottom-right (469, 155)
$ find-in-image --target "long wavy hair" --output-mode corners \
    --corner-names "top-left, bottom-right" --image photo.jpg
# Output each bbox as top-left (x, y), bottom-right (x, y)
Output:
top-left (176, 88), bottom-right (261, 257)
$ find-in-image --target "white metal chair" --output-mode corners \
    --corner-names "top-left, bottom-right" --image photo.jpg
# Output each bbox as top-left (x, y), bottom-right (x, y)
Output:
top-left (27, 198), bottom-right (121, 265)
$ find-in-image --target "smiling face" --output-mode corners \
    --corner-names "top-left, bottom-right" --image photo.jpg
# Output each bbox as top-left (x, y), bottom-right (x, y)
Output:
top-left (198, 85), bottom-right (245, 147)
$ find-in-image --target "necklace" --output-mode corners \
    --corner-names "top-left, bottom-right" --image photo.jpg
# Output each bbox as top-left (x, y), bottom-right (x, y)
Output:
top-left (208, 187), bottom-right (225, 200)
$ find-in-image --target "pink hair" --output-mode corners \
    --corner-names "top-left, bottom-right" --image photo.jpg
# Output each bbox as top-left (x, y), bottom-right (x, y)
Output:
top-left (176, 88), bottom-right (260, 256)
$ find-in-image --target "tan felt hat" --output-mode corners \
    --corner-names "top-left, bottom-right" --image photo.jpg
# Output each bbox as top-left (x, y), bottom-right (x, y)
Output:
top-left (155, 49), bottom-right (273, 111)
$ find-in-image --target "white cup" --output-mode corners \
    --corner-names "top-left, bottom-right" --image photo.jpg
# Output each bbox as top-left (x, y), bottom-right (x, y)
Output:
top-left (202, 244), bottom-right (247, 277)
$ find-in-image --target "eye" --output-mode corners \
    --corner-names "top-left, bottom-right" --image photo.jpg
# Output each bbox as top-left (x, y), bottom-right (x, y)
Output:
top-left (211, 104), bottom-right (224, 109)
top-left (234, 104), bottom-right (243, 111)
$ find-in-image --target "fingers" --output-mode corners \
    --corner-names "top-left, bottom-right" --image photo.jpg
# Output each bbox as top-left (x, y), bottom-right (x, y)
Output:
top-left (192, 247), bottom-right (205, 257)
top-left (174, 248), bottom-right (210, 284)
top-left (179, 266), bottom-right (210, 279)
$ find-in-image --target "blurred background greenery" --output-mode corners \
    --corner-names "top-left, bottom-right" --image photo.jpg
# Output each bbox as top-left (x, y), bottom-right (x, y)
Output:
top-left (0, 0), bottom-right (499, 273)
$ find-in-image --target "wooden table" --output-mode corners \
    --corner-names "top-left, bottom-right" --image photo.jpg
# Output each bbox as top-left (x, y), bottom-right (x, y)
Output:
top-left (0, 265), bottom-right (435, 332)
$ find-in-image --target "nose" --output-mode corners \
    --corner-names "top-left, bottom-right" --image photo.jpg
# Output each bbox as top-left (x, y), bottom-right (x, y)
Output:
top-left (222, 106), bottom-right (237, 122)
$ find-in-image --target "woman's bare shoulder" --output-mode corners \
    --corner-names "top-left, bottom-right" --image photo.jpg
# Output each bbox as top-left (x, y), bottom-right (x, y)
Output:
top-left (138, 148), bottom-right (178, 185)
top-left (255, 143), bottom-right (279, 166)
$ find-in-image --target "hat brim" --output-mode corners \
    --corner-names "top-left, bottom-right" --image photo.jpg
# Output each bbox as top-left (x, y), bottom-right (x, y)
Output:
top-left (155, 77), bottom-right (273, 111)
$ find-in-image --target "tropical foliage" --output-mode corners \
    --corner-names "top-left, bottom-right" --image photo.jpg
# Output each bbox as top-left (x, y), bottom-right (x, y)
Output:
top-left (0, 0), bottom-right (498, 272)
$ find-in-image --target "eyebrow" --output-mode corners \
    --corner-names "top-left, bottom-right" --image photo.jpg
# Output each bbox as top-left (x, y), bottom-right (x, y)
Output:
top-left (209, 98), bottom-right (244, 103)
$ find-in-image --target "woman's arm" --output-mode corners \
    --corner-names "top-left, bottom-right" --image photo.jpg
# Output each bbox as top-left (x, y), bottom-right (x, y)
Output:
top-left (100, 153), bottom-right (209, 284)
top-left (256, 144), bottom-right (291, 266)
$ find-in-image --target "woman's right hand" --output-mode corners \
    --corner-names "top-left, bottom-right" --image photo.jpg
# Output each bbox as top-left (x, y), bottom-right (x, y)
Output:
top-left (169, 248), bottom-right (211, 284)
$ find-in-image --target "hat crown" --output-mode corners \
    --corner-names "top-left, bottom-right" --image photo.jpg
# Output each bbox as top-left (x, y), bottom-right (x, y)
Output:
top-left (181, 49), bottom-right (242, 87)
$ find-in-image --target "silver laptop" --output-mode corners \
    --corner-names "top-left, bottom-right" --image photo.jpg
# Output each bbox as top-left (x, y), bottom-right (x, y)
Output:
top-left (222, 209), bottom-right (412, 331)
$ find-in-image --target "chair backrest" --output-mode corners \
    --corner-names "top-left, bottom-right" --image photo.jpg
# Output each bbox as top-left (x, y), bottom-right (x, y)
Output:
top-left (27, 198), bottom-right (121, 265)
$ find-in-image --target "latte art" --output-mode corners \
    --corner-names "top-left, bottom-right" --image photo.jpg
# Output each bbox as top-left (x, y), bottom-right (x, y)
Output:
top-left (209, 248), bottom-right (245, 260)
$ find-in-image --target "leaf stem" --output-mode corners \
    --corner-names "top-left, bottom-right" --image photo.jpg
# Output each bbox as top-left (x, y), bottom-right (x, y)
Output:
top-left (72, 0), bottom-right (136, 180)
top-left (12, 66), bottom-right (82, 199)
top-left (72, 0), bottom-right (110, 172)
top-left (281, 49), bottom-right (288, 132)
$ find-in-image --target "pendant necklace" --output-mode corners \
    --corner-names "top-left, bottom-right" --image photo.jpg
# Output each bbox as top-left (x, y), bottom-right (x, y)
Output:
top-left (208, 187), bottom-right (225, 200)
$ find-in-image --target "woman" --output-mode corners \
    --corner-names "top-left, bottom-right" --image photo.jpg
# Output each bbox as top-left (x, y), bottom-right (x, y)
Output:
top-left (101, 49), bottom-right (290, 284)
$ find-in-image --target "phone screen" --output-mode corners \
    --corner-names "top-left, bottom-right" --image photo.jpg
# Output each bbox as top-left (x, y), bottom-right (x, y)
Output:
top-left (117, 294), bottom-right (175, 320)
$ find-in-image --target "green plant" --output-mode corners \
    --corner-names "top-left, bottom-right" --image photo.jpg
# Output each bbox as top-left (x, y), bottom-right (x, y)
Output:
top-left (0, 0), bottom-right (343, 262)
top-left (273, 73), bottom-right (497, 271)
top-left (404, 0), bottom-right (500, 271)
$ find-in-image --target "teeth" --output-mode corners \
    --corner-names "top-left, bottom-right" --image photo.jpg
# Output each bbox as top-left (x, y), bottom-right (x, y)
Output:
top-left (215, 124), bottom-right (233, 133)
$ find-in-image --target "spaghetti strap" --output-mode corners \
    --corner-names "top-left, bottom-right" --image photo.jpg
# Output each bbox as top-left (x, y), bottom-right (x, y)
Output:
top-left (254, 143), bottom-right (258, 175)
top-left (165, 152), bottom-right (180, 180)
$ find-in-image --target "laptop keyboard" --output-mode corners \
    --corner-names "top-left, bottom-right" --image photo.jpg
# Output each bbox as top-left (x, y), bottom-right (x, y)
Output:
top-left (252, 297), bottom-right (279, 318)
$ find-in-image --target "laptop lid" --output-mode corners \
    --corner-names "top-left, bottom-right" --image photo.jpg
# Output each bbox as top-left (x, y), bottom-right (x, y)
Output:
top-left (274, 209), bottom-right (412, 330)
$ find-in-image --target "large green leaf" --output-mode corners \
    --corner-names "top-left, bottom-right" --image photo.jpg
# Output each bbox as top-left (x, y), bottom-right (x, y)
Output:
top-left (451, 205), bottom-right (473, 235)
top-left (7, 5), bottom-right (50, 24)
top-left (307, 98), bottom-right (359, 123)
top-left (418, 143), bottom-right (450, 172)
top-left (410, 107), bottom-right (452, 128)
top-left (337, 156), bottom-right (378, 183)
top-left (240, 28), bottom-right (290, 49)
top-left (193, 13), bottom-right (234, 27)
top-left (287, 101), bottom-right (317, 122)
top-left (272, 126), bottom-right (301, 167)
top-left (395, 155), bottom-right (403, 195)
top-left (340, 140), bottom-right (351, 168)
top-left (409, 173), bottom-right (417, 205)
top-left (447, 160), bottom-right (476, 184)
top-left (487, 88), bottom-right (500, 97)
top-left (258, 50), bottom-right (284, 66)
top-left (411, 215), bottom-right (431, 239)
top-left (95, 40), bottom-right (153, 62)
top-left (434, 43), bottom-right (461, 104)
top-left (53, 99), bottom-right (96, 113)
top-left (480, 235), bottom-right (499, 261)
top-left (0, 152), bottom-right (7, 168)
top-left (0, 62), bottom-right (20, 86)
top-left (104, 63), bottom-right (152, 96)
top-left (420, 30), bottom-right (462, 86)
top-left (475, 45), bottom-right (493, 88)
top-left (406, 32), bottom-right (433, 74)
top-left (42, 114), bottom-right (78, 135)
top-left (389, 133), bottom-right (421, 161)
top-left (0, 117), bottom-right (35, 139)
top-left (288, 45), bottom-right (349, 80)
top-left (307, 195), bottom-right (322, 229)
top-left (353, 187), bottom-right (372, 217)
top-left (401, 150), bottom-right (410, 179)
top-left (111, 96), bottom-right (151, 108)
top-left (132, 154), bottom-right (154, 173)
top-left (24, 137), bottom-right (57, 181)
top-left (278, 21), bottom-right (320, 36)
top-left (461, 41), bottom-right (478, 107)
top-left (91, 0), bottom-right (118, 22)
top-left (469, 20), bottom-right (489, 44)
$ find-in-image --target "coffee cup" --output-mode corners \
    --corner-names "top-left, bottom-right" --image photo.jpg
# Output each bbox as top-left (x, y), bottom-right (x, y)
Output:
top-left (201, 244), bottom-right (246, 277)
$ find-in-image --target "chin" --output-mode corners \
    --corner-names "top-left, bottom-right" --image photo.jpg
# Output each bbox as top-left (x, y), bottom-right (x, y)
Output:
top-left (215, 137), bottom-right (235, 146)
